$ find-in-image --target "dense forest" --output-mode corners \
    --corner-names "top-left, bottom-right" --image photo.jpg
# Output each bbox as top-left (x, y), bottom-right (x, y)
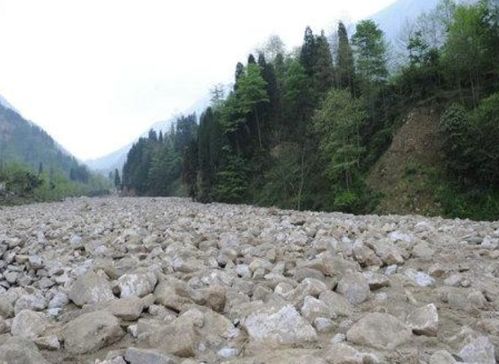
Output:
top-left (122, 0), bottom-right (499, 220)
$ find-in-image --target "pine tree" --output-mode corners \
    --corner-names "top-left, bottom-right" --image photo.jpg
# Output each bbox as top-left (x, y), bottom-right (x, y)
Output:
top-left (313, 31), bottom-right (334, 96)
top-left (235, 63), bottom-right (269, 149)
top-left (336, 22), bottom-right (355, 95)
top-left (114, 169), bottom-right (121, 190)
top-left (300, 26), bottom-right (317, 76)
top-left (352, 20), bottom-right (388, 86)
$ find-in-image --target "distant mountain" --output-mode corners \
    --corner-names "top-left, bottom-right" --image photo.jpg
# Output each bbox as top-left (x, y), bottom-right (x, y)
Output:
top-left (0, 94), bottom-right (82, 174)
top-left (370, 0), bottom-right (478, 52)
top-left (86, 95), bottom-right (211, 174)
top-left (0, 94), bottom-right (18, 113)
top-left (370, 0), bottom-right (439, 49)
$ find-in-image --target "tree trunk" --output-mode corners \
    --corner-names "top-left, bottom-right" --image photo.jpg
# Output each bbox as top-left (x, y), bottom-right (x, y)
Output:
top-left (255, 108), bottom-right (263, 149)
top-left (297, 145), bottom-right (305, 211)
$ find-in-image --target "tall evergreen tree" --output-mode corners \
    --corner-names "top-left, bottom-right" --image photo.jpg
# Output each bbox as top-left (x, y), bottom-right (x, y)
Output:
top-left (300, 26), bottom-right (317, 76)
top-left (336, 22), bottom-right (355, 95)
top-left (313, 31), bottom-right (335, 96)
top-left (114, 169), bottom-right (121, 190)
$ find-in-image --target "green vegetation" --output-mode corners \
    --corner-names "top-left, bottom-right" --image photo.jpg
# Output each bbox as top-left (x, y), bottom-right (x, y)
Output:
top-left (122, 0), bottom-right (499, 220)
top-left (0, 162), bottom-right (111, 205)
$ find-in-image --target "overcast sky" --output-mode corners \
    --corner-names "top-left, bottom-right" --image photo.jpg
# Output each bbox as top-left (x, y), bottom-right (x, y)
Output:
top-left (0, 0), bottom-right (396, 160)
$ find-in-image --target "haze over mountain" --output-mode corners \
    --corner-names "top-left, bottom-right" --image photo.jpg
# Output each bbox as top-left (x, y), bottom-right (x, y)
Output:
top-left (0, 94), bottom-right (83, 175)
top-left (85, 95), bottom-right (210, 173)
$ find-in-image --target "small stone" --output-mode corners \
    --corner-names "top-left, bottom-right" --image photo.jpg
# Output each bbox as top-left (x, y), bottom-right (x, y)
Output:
top-left (109, 296), bottom-right (144, 321)
top-left (404, 269), bottom-right (435, 287)
top-left (34, 335), bottom-right (60, 350)
top-left (301, 296), bottom-right (335, 322)
top-left (336, 271), bottom-right (370, 305)
top-left (217, 347), bottom-right (240, 359)
top-left (406, 303), bottom-right (438, 336)
top-left (458, 336), bottom-right (495, 364)
top-left (125, 347), bottom-right (177, 364)
top-left (148, 318), bottom-right (198, 357)
top-left (28, 255), bottom-right (44, 269)
top-left (313, 317), bottom-right (334, 333)
top-left (117, 270), bottom-right (158, 298)
top-left (242, 304), bottom-right (318, 347)
top-left (68, 271), bottom-right (115, 306)
top-left (429, 350), bottom-right (457, 364)
top-left (324, 343), bottom-right (364, 364)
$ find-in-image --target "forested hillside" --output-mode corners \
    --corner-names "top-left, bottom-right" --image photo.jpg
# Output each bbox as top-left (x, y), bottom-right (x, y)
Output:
top-left (122, 0), bottom-right (499, 220)
top-left (0, 100), bottom-right (111, 204)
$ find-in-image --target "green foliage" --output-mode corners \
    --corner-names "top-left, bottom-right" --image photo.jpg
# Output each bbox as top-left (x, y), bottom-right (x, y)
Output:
top-left (0, 162), bottom-right (111, 205)
top-left (213, 155), bottom-right (249, 203)
top-left (352, 20), bottom-right (388, 85)
top-left (122, 113), bottom-right (197, 196)
top-left (313, 89), bottom-right (366, 189)
top-left (443, 2), bottom-right (491, 105)
top-left (119, 1), bottom-right (499, 220)
top-left (440, 93), bottom-right (499, 186)
top-left (336, 22), bottom-right (355, 94)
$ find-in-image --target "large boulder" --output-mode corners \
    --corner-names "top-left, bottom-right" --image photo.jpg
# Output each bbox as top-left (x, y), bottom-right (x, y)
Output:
top-left (68, 271), bottom-right (115, 306)
top-left (0, 337), bottom-right (50, 364)
top-left (242, 304), bottom-right (317, 347)
top-left (62, 310), bottom-right (124, 354)
top-left (346, 313), bottom-right (412, 350)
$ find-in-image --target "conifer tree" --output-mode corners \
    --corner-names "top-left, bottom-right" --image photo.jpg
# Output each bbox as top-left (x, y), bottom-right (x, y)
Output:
top-left (336, 22), bottom-right (355, 95)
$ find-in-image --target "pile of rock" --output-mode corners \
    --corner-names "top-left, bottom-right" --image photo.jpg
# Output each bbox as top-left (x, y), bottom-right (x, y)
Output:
top-left (0, 197), bottom-right (498, 363)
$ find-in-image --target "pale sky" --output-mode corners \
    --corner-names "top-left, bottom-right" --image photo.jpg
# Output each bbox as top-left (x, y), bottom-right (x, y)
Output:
top-left (0, 0), bottom-right (396, 160)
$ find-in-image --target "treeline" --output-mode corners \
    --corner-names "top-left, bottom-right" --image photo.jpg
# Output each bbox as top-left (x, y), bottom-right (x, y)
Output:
top-left (122, 115), bottom-right (197, 196)
top-left (122, 0), bottom-right (499, 218)
top-left (0, 162), bottom-right (111, 205)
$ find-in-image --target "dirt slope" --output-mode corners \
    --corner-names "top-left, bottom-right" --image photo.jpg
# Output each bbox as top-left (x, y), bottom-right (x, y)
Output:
top-left (367, 107), bottom-right (445, 216)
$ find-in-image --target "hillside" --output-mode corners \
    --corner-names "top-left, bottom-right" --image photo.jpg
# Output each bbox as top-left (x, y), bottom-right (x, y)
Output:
top-left (367, 108), bottom-right (444, 216)
top-left (0, 97), bottom-right (81, 174)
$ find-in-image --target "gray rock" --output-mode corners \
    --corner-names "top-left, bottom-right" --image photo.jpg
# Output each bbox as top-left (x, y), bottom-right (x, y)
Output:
top-left (406, 303), bottom-right (438, 336)
top-left (458, 336), bottom-right (495, 364)
top-left (148, 317), bottom-right (198, 357)
top-left (429, 350), bottom-right (457, 364)
top-left (117, 270), bottom-right (158, 298)
top-left (68, 271), bottom-right (115, 306)
top-left (0, 336), bottom-right (50, 364)
top-left (124, 347), bottom-right (177, 364)
top-left (62, 310), bottom-right (124, 354)
top-left (109, 296), bottom-right (144, 320)
top-left (11, 309), bottom-right (48, 339)
top-left (336, 271), bottom-right (370, 305)
top-left (404, 269), bottom-right (435, 287)
top-left (346, 313), bottom-right (412, 350)
top-left (242, 304), bottom-right (317, 346)
top-left (34, 335), bottom-right (60, 351)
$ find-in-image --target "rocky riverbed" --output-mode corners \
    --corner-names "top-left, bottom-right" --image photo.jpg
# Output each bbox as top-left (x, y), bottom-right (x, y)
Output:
top-left (0, 197), bottom-right (498, 363)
